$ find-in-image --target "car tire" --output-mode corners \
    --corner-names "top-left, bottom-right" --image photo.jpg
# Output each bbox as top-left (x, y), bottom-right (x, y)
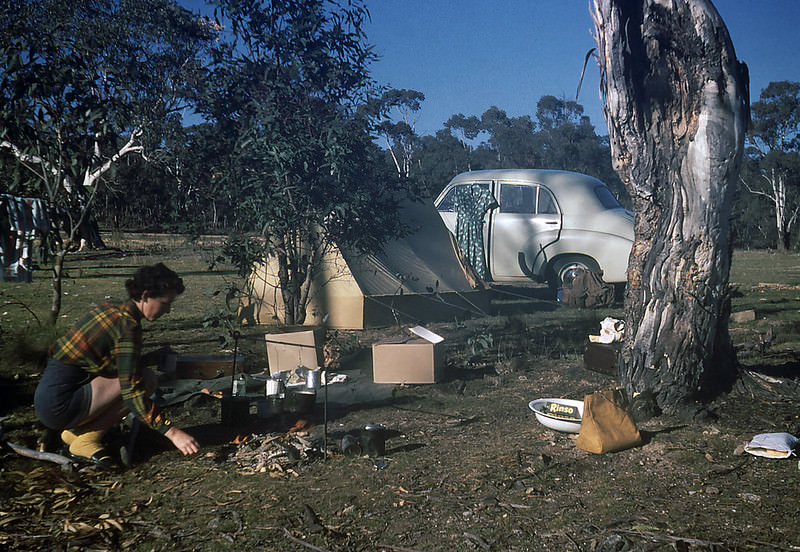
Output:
top-left (547, 255), bottom-right (601, 290)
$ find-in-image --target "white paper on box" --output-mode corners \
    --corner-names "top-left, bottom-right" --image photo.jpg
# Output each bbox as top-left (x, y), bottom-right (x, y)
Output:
top-left (409, 325), bottom-right (444, 344)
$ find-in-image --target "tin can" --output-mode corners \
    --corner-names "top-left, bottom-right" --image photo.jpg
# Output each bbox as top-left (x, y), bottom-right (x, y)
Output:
top-left (265, 378), bottom-right (283, 397)
top-left (305, 369), bottom-right (321, 390)
top-left (360, 424), bottom-right (387, 457)
top-left (232, 375), bottom-right (246, 396)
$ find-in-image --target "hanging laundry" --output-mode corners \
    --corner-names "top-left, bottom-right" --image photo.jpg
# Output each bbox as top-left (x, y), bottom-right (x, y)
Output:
top-left (1, 194), bottom-right (52, 282)
top-left (453, 184), bottom-right (497, 279)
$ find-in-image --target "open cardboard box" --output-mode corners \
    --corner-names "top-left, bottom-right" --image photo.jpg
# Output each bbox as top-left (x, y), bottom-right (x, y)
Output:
top-left (372, 326), bottom-right (445, 384)
top-left (265, 328), bottom-right (325, 375)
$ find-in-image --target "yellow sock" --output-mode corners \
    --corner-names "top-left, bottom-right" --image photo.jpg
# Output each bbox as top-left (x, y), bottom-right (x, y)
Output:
top-left (69, 430), bottom-right (105, 458)
top-left (61, 430), bottom-right (78, 446)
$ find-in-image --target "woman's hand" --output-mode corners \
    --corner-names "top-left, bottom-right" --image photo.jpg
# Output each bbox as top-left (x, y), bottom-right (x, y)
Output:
top-left (164, 427), bottom-right (200, 455)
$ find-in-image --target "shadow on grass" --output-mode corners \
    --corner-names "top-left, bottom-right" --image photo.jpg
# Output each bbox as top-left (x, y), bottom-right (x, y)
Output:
top-left (0, 377), bottom-right (35, 416)
top-left (639, 425), bottom-right (689, 446)
top-left (488, 284), bottom-right (559, 315)
top-left (742, 359), bottom-right (800, 379)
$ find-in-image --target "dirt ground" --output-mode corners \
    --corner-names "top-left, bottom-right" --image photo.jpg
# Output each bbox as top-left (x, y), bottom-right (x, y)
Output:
top-left (2, 291), bottom-right (800, 551)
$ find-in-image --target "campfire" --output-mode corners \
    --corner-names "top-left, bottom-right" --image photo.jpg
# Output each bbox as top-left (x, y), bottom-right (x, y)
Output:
top-left (220, 430), bottom-right (321, 476)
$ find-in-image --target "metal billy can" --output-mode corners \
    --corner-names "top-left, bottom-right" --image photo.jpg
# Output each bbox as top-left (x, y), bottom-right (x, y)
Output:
top-left (232, 374), bottom-right (246, 396)
top-left (305, 369), bottom-right (321, 390)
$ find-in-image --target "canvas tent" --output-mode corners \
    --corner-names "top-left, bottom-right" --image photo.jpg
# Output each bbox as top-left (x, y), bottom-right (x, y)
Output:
top-left (245, 199), bottom-right (490, 329)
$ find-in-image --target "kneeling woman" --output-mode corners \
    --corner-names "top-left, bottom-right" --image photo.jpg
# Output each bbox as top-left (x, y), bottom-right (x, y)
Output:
top-left (35, 263), bottom-right (199, 467)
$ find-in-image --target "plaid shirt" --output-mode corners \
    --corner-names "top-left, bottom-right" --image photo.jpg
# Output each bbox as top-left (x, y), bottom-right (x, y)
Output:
top-left (51, 300), bottom-right (172, 434)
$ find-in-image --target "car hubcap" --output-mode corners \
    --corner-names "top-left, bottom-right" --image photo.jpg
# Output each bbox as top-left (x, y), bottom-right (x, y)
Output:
top-left (560, 265), bottom-right (586, 286)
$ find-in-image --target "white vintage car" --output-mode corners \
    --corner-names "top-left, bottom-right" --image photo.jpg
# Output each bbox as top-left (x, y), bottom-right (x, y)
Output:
top-left (434, 169), bottom-right (633, 288)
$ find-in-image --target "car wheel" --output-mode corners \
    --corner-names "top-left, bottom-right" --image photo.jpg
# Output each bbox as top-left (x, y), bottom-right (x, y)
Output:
top-left (547, 255), bottom-right (601, 289)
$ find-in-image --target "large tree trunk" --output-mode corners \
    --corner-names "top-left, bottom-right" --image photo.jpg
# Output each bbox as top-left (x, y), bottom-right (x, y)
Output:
top-left (592, 0), bottom-right (749, 414)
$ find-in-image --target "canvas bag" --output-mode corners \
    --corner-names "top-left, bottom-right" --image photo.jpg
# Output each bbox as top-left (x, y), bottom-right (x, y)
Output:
top-left (560, 270), bottom-right (615, 308)
top-left (576, 387), bottom-right (642, 454)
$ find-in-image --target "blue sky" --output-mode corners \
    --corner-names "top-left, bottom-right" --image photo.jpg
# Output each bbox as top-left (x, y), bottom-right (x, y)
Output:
top-left (364, 0), bottom-right (800, 137)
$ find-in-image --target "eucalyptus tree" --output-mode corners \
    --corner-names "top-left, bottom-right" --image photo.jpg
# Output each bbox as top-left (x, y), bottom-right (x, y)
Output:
top-left (533, 95), bottom-right (626, 201)
top-left (415, 131), bottom-right (481, 198)
top-left (197, 0), bottom-right (416, 325)
top-left (741, 81), bottom-right (800, 251)
top-left (443, 113), bottom-right (482, 172)
top-left (362, 88), bottom-right (426, 179)
top-left (593, 0), bottom-right (749, 414)
top-left (535, 95), bottom-right (587, 129)
top-left (0, 0), bottom-right (213, 322)
top-left (414, 98), bottom-right (623, 201)
top-left (478, 106), bottom-right (538, 167)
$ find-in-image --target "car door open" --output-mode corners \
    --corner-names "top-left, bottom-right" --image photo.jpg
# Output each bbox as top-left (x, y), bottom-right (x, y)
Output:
top-left (489, 182), bottom-right (561, 281)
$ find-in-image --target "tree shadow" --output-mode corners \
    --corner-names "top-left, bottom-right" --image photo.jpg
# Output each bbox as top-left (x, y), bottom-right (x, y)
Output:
top-left (639, 425), bottom-right (688, 446)
top-left (0, 377), bottom-right (34, 416)
top-left (487, 284), bottom-right (559, 315)
top-left (744, 360), bottom-right (800, 379)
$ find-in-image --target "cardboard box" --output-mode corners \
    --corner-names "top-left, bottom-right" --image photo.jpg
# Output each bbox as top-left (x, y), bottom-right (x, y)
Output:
top-left (583, 341), bottom-right (620, 376)
top-left (265, 328), bottom-right (325, 375)
top-left (372, 327), bottom-right (445, 384)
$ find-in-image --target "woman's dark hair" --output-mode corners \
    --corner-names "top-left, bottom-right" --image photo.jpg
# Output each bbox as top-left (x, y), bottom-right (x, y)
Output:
top-left (125, 263), bottom-right (185, 300)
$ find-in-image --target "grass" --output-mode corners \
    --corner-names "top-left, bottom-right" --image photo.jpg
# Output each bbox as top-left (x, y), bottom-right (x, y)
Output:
top-left (727, 249), bottom-right (800, 360)
top-left (2, 242), bottom-right (800, 551)
top-left (0, 238), bottom-right (241, 379)
top-left (729, 249), bottom-right (800, 287)
top-left (1, 244), bottom-right (799, 383)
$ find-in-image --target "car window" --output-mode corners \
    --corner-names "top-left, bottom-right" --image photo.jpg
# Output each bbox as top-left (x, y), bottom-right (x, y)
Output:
top-left (500, 184), bottom-right (536, 214)
top-left (594, 185), bottom-right (622, 209)
top-left (437, 183), bottom-right (491, 212)
top-left (437, 188), bottom-right (457, 212)
top-left (537, 187), bottom-right (558, 214)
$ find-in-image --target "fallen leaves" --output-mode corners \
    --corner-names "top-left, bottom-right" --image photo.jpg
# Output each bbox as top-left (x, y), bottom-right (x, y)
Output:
top-left (62, 513), bottom-right (125, 535)
top-left (0, 463), bottom-right (127, 549)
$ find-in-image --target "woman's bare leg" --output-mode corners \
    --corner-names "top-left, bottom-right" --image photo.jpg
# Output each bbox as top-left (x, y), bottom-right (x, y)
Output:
top-left (76, 367), bottom-right (158, 433)
top-left (69, 367), bottom-right (158, 461)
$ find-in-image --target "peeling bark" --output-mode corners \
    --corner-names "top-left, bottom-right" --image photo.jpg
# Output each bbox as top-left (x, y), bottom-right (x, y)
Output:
top-left (592, 0), bottom-right (748, 413)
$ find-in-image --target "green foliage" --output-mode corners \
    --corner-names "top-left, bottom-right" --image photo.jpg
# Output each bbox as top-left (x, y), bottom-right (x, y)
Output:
top-left (3, 0), bottom-right (796, 272)
top-left (741, 81), bottom-right (800, 250)
top-left (220, 234), bottom-right (267, 279)
top-left (411, 99), bottom-right (627, 203)
top-left (193, 0), bottom-right (419, 324)
top-left (0, 0), bottom-right (215, 320)
top-left (201, 283), bottom-right (256, 349)
top-left (467, 329), bottom-right (494, 359)
top-left (201, 242), bottom-right (262, 347)
top-left (750, 81), bottom-right (800, 151)
top-left (362, 88), bottom-right (427, 180)
top-left (0, 0), bottom-right (213, 199)
top-left (0, 297), bottom-right (59, 371)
